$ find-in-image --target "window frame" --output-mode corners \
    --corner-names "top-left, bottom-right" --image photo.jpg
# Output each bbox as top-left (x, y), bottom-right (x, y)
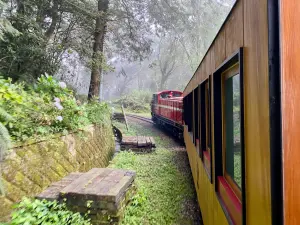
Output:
top-left (199, 77), bottom-right (213, 182)
top-left (221, 64), bottom-right (242, 200)
top-left (186, 92), bottom-right (193, 133)
top-left (193, 87), bottom-right (200, 148)
top-left (213, 48), bottom-right (245, 225)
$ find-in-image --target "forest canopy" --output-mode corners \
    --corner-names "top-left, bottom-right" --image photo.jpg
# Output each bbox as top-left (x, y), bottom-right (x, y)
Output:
top-left (0, 0), bottom-right (234, 100)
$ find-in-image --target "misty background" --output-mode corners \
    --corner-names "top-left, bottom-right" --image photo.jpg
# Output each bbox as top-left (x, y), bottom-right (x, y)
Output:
top-left (55, 0), bottom-right (235, 100)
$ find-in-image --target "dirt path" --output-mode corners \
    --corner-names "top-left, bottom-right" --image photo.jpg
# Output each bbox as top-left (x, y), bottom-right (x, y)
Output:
top-left (111, 118), bottom-right (203, 225)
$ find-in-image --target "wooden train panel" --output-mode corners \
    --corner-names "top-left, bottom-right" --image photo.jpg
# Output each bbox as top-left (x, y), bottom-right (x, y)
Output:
top-left (184, 127), bottom-right (229, 225)
top-left (182, 0), bottom-right (273, 224)
top-left (243, 0), bottom-right (271, 223)
top-left (213, 29), bottom-right (226, 70)
top-left (224, 1), bottom-right (243, 58)
top-left (280, 1), bottom-right (300, 224)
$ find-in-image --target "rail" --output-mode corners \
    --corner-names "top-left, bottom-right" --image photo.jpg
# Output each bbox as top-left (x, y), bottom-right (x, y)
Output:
top-left (126, 114), bottom-right (154, 124)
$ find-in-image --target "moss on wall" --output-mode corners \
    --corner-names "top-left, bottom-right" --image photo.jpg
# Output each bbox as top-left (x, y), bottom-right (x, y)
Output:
top-left (0, 124), bottom-right (115, 221)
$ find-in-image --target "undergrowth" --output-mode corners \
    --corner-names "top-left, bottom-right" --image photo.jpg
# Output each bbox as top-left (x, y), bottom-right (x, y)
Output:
top-left (113, 90), bottom-right (152, 113)
top-left (5, 197), bottom-right (91, 225)
top-left (0, 75), bottom-right (111, 144)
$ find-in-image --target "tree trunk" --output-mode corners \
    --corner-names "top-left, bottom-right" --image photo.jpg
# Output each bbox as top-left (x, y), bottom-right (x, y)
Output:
top-left (160, 76), bottom-right (167, 90)
top-left (45, 0), bottom-right (59, 42)
top-left (88, 0), bottom-right (109, 100)
top-left (16, 0), bottom-right (25, 14)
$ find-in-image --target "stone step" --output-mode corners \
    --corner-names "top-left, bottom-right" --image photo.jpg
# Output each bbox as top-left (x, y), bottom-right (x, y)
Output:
top-left (36, 168), bottom-right (136, 225)
top-left (36, 172), bottom-right (83, 201)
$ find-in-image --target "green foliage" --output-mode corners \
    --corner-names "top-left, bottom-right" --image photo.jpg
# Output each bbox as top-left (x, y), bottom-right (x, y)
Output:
top-left (114, 90), bottom-right (152, 112)
top-left (0, 75), bottom-right (111, 143)
top-left (0, 1), bottom-right (20, 41)
top-left (234, 152), bottom-right (241, 188)
top-left (9, 197), bottom-right (91, 225)
top-left (0, 13), bottom-right (58, 81)
top-left (35, 75), bottom-right (73, 97)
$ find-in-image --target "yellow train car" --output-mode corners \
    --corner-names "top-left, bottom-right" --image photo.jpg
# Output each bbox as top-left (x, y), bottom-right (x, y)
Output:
top-left (183, 0), bottom-right (300, 225)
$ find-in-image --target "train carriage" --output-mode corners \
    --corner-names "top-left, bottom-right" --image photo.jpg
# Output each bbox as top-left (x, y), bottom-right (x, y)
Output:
top-left (151, 90), bottom-right (184, 138)
top-left (181, 0), bottom-right (300, 225)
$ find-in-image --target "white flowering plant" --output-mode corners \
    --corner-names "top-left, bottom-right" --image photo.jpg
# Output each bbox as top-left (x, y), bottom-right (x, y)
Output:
top-left (35, 74), bottom-right (73, 99)
top-left (0, 75), bottom-right (111, 142)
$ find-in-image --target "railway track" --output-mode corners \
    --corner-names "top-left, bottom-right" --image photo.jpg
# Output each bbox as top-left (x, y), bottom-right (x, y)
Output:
top-left (125, 114), bottom-right (154, 124)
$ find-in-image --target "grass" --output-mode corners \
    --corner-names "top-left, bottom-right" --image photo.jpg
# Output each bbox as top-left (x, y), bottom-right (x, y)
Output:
top-left (110, 121), bottom-right (198, 225)
top-left (234, 152), bottom-right (241, 188)
top-left (112, 104), bottom-right (152, 119)
top-left (126, 111), bottom-right (151, 118)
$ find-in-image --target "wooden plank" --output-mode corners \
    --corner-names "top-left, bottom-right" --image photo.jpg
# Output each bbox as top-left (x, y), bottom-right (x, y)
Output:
top-left (61, 168), bottom-right (110, 194)
top-left (213, 29), bottom-right (226, 69)
top-left (121, 136), bottom-right (137, 145)
top-left (244, 0), bottom-right (271, 224)
top-left (204, 52), bottom-right (210, 79)
top-left (225, 0), bottom-right (243, 57)
top-left (200, 57), bottom-right (206, 83)
top-left (280, 1), bottom-right (300, 224)
top-left (149, 137), bottom-right (156, 147)
top-left (206, 51), bottom-right (212, 76)
top-left (146, 137), bottom-right (151, 145)
top-left (137, 136), bottom-right (147, 147)
top-left (60, 168), bottom-right (136, 204)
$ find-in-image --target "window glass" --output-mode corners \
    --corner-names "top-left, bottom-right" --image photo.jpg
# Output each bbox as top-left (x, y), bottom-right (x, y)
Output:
top-left (225, 73), bottom-right (241, 188)
top-left (173, 92), bottom-right (182, 97)
top-left (200, 83), bottom-right (206, 151)
top-left (205, 82), bottom-right (211, 151)
top-left (194, 88), bottom-right (199, 142)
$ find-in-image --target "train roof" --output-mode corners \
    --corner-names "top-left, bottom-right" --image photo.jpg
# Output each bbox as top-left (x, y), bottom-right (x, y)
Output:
top-left (160, 96), bottom-right (183, 101)
top-left (154, 90), bottom-right (183, 95)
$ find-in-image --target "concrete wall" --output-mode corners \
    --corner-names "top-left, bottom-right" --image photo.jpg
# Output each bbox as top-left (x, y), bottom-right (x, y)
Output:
top-left (0, 124), bottom-right (115, 221)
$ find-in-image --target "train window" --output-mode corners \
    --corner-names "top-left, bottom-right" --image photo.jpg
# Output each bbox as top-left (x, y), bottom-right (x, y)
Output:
top-left (213, 48), bottom-right (244, 225)
top-left (160, 93), bottom-right (168, 98)
top-left (222, 64), bottom-right (242, 195)
top-left (187, 93), bottom-right (193, 132)
top-left (193, 87), bottom-right (199, 147)
top-left (200, 77), bottom-right (212, 180)
top-left (173, 92), bottom-right (182, 97)
top-left (205, 81), bottom-right (212, 153)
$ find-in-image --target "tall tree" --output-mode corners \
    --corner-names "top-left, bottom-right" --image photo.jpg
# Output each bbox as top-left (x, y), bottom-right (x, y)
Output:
top-left (88, 0), bottom-right (109, 99)
top-left (149, 35), bottom-right (182, 90)
top-left (157, 38), bottom-right (178, 90)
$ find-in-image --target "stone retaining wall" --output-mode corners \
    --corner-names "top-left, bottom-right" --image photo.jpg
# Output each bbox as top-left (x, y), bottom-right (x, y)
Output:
top-left (0, 124), bottom-right (115, 221)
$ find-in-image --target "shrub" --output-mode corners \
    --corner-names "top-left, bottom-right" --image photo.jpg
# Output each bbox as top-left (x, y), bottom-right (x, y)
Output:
top-left (114, 90), bottom-right (152, 112)
top-left (9, 198), bottom-right (91, 225)
top-left (0, 75), bottom-right (111, 143)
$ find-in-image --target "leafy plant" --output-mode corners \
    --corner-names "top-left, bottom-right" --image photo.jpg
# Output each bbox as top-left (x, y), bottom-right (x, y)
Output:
top-left (10, 197), bottom-right (91, 225)
top-left (0, 75), bottom-right (111, 143)
top-left (35, 75), bottom-right (73, 98)
top-left (131, 189), bottom-right (147, 207)
top-left (0, 1), bottom-right (20, 41)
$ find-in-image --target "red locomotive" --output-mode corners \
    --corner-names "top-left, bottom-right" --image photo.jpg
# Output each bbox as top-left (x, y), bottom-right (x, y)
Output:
top-left (150, 90), bottom-right (183, 138)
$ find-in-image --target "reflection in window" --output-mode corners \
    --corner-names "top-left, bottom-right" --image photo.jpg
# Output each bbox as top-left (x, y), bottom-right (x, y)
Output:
top-left (206, 82), bottom-right (211, 152)
top-left (225, 73), bottom-right (241, 188)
